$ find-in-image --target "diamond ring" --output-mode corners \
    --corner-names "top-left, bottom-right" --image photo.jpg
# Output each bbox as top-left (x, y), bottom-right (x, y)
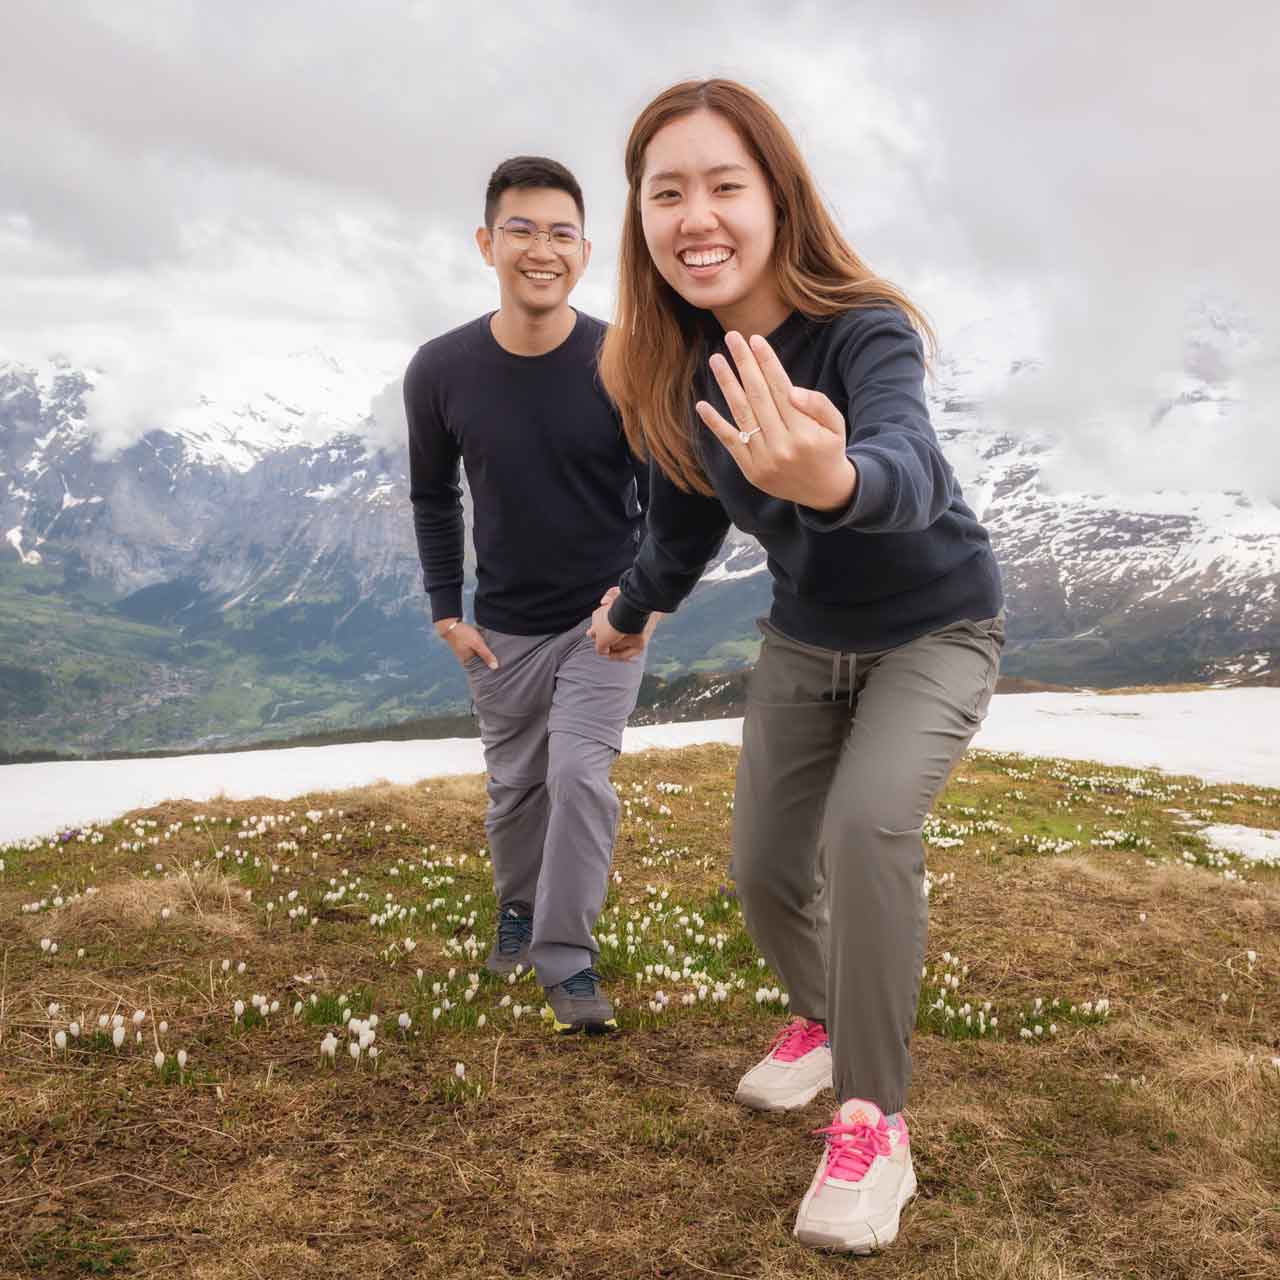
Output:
top-left (738, 428), bottom-right (761, 444)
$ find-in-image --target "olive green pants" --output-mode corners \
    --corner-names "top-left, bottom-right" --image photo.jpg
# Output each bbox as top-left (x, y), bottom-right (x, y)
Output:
top-left (732, 614), bottom-right (1003, 1114)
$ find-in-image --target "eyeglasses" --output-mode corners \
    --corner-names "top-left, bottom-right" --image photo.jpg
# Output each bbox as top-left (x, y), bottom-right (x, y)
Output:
top-left (494, 218), bottom-right (583, 254)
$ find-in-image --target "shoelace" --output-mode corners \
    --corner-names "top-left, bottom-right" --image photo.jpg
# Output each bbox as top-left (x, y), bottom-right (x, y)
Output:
top-left (559, 967), bottom-right (602, 997)
top-left (496, 909), bottom-right (533, 955)
top-left (768, 1017), bottom-right (829, 1062)
top-left (813, 1117), bottom-right (892, 1188)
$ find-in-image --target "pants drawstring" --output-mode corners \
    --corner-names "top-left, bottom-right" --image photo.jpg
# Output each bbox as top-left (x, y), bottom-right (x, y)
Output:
top-left (830, 651), bottom-right (857, 707)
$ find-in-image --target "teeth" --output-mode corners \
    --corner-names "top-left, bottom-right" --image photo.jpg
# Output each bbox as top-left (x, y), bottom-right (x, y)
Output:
top-left (682, 249), bottom-right (732, 267)
top-left (525, 271), bottom-right (558, 280)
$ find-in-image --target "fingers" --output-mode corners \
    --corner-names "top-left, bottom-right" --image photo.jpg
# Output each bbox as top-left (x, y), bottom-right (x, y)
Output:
top-left (748, 334), bottom-right (797, 422)
top-left (588, 608), bottom-right (619, 655)
top-left (726, 332), bottom-right (787, 442)
top-left (696, 396), bottom-right (752, 473)
top-left (605, 634), bottom-right (646, 661)
top-left (707, 346), bottom-right (762, 441)
top-left (600, 585), bottom-right (621, 606)
top-left (788, 385), bottom-right (847, 438)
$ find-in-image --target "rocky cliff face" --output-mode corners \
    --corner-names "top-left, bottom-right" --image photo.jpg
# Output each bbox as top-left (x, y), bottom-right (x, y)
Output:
top-left (2, 339), bottom-right (1276, 754)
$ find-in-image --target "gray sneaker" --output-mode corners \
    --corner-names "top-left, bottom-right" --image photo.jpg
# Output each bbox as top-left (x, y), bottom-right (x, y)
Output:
top-left (485, 904), bottom-right (533, 976)
top-left (545, 968), bottom-right (617, 1035)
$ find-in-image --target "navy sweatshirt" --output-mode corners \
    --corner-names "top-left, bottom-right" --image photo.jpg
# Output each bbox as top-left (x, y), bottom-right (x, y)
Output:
top-left (405, 310), bottom-right (647, 635)
top-left (608, 306), bottom-right (1002, 651)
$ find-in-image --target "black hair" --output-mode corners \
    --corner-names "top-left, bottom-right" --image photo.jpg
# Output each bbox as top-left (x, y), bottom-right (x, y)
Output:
top-left (484, 155), bottom-right (585, 229)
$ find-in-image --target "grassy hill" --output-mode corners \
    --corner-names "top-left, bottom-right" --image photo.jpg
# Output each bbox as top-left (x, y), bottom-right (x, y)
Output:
top-left (2, 743), bottom-right (1278, 1278)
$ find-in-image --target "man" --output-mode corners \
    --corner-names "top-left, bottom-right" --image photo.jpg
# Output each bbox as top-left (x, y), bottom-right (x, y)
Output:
top-left (404, 156), bottom-right (654, 1034)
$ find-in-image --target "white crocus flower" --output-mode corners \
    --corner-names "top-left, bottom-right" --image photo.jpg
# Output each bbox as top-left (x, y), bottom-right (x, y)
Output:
top-left (112, 1026), bottom-right (126, 1049)
top-left (454, 1062), bottom-right (466, 1080)
top-left (233, 1000), bottom-right (245, 1020)
top-left (398, 1013), bottom-right (411, 1030)
top-left (54, 1030), bottom-right (67, 1051)
top-left (154, 1051), bottom-right (165, 1070)
top-left (177, 1049), bottom-right (188, 1069)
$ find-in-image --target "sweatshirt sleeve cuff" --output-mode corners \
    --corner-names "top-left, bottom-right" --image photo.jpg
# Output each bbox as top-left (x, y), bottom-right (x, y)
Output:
top-left (608, 593), bottom-right (651, 635)
top-left (428, 587), bottom-right (463, 624)
top-left (795, 450), bottom-right (892, 532)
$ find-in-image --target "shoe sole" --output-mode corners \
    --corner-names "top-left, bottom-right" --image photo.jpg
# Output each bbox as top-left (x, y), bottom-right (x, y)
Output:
top-left (551, 1017), bottom-right (618, 1036)
top-left (794, 1165), bottom-right (918, 1253)
top-left (735, 1075), bottom-right (832, 1112)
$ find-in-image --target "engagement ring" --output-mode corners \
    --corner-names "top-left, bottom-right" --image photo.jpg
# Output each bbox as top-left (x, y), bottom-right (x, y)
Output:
top-left (738, 428), bottom-right (761, 444)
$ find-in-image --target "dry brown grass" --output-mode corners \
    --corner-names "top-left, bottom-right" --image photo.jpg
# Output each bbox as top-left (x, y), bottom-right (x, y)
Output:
top-left (20, 863), bottom-right (254, 946)
top-left (1, 744), bottom-right (1278, 1279)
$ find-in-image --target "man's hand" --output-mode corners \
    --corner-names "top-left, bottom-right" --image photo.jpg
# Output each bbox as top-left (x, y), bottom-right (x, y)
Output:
top-left (588, 587), bottom-right (660, 661)
top-left (435, 618), bottom-right (499, 670)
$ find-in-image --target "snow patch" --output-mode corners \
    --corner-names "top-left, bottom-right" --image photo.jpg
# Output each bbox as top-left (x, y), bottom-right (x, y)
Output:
top-left (3, 690), bottom-right (1279, 846)
top-left (1200, 823), bottom-right (1280, 866)
top-left (5, 526), bottom-right (41, 565)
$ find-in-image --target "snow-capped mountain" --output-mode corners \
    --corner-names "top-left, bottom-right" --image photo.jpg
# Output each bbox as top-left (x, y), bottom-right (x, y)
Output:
top-left (1, 330), bottom-right (1276, 755)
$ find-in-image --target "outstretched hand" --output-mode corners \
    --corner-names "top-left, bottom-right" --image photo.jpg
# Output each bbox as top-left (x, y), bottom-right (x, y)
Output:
top-left (696, 331), bottom-right (857, 512)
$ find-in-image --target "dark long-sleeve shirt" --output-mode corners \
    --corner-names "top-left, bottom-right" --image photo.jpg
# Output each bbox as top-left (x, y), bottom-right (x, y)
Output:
top-left (406, 310), bottom-right (647, 635)
top-left (608, 306), bottom-right (1002, 651)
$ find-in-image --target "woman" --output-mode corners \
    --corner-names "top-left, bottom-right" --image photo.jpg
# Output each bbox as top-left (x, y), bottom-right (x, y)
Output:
top-left (589, 79), bottom-right (1003, 1254)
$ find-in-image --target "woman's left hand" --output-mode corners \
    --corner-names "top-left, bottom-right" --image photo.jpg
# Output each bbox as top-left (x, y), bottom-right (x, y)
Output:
top-left (697, 331), bottom-right (857, 512)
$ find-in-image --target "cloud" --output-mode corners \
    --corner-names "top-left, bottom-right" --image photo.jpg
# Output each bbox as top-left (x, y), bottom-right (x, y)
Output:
top-left (366, 377), bottom-right (408, 456)
top-left (2, 1), bottom-right (1276, 496)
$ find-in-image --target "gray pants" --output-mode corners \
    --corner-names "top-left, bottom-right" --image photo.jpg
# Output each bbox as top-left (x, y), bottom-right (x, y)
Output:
top-left (466, 623), bottom-right (645, 988)
top-left (732, 614), bottom-right (1003, 1115)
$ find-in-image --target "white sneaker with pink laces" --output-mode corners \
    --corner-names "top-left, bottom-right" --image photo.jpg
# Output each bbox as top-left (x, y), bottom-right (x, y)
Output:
top-left (734, 1017), bottom-right (832, 1112)
top-left (793, 1098), bottom-right (916, 1253)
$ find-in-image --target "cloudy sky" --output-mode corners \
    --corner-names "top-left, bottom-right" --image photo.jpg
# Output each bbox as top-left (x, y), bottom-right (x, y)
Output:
top-left (3, 2), bottom-right (1277, 495)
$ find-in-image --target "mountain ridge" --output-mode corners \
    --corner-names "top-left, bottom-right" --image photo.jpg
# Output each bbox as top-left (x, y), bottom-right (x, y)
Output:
top-left (2, 334), bottom-right (1276, 753)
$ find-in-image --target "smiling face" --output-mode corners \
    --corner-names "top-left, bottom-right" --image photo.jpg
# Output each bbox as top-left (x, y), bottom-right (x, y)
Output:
top-left (639, 109), bottom-right (789, 338)
top-left (476, 186), bottom-right (590, 317)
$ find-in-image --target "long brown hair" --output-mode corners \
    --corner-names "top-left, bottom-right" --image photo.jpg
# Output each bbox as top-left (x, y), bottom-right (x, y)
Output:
top-left (599, 78), bottom-right (935, 496)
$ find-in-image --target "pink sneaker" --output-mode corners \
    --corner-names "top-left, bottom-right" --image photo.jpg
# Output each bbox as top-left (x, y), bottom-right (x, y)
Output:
top-left (734, 1017), bottom-right (832, 1112)
top-left (794, 1099), bottom-right (916, 1253)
